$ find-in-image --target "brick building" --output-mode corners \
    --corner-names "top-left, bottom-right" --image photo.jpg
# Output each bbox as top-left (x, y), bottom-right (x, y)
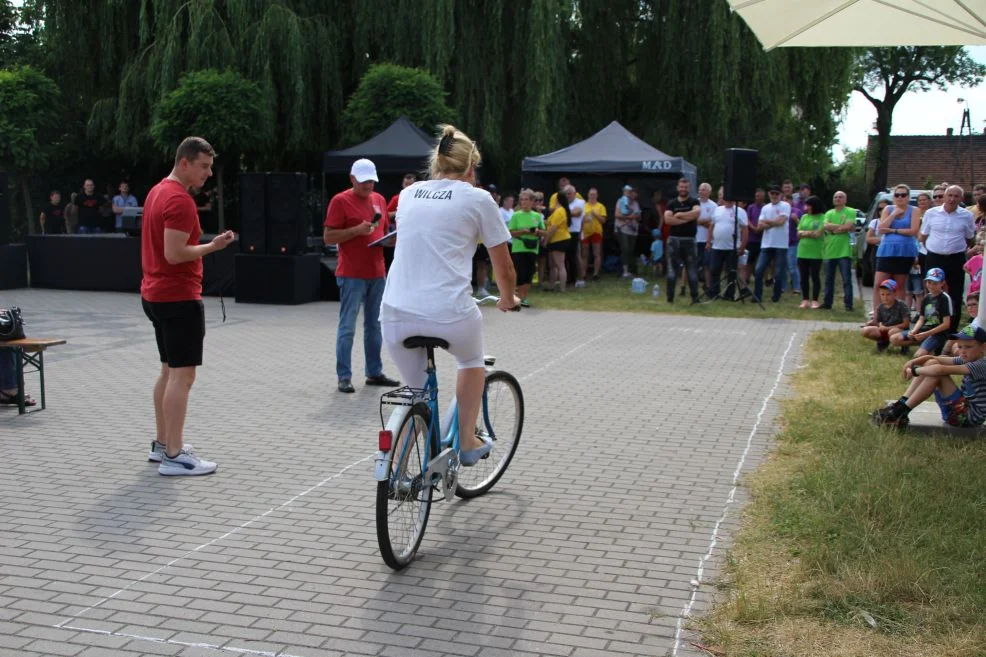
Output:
top-left (865, 132), bottom-right (985, 192)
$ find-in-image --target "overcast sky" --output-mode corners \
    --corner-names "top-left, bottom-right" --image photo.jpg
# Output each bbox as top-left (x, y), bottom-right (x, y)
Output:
top-left (836, 46), bottom-right (986, 159)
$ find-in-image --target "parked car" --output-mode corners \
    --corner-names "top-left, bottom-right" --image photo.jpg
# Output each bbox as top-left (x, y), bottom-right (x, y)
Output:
top-left (854, 189), bottom-right (929, 287)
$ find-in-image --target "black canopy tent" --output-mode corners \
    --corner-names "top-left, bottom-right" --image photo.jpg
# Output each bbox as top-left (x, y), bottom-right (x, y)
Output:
top-left (323, 116), bottom-right (435, 178)
top-left (521, 121), bottom-right (697, 209)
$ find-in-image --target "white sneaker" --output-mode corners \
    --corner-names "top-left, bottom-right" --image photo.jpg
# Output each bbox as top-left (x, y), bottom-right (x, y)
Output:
top-left (476, 287), bottom-right (491, 298)
top-left (148, 440), bottom-right (194, 462)
top-left (575, 280), bottom-right (586, 288)
top-left (158, 446), bottom-right (217, 476)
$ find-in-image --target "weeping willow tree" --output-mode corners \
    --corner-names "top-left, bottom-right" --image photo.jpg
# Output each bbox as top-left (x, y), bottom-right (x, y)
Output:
top-left (627, 0), bottom-right (854, 186)
top-left (39, 0), bottom-right (344, 168)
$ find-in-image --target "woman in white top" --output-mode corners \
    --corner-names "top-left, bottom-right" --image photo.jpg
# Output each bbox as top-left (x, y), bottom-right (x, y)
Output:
top-left (381, 125), bottom-right (520, 465)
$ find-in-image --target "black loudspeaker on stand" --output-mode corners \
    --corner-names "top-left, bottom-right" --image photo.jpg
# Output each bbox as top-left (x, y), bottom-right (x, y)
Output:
top-left (723, 148), bottom-right (758, 203)
top-left (713, 148), bottom-right (763, 309)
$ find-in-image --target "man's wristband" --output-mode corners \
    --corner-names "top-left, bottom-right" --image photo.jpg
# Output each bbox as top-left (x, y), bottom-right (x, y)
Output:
top-left (911, 364), bottom-right (920, 377)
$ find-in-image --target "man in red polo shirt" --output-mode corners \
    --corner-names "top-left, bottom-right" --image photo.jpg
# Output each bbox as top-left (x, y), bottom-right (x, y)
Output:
top-left (324, 158), bottom-right (400, 393)
top-left (141, 137), bottom-right (235, 475)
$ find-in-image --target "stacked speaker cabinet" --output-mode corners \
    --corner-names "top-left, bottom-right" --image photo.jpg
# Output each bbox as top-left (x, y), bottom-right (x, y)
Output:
top-left (265, 172), bottom-right (308, 255)
top-left (238, 172), bottom-right (309, 255)
top-left (238, 172), bottom-right (267, 254)
top-left (723, 148), bottom-right (758, 202)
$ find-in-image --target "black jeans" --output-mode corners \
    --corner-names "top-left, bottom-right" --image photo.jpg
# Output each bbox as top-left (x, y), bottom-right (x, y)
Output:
top-left (666, 236), bottom-right (699, 302)
top-left (926, 250), bottom-right (966, 330)
top-left (798, 258), bottom-right (822, 301)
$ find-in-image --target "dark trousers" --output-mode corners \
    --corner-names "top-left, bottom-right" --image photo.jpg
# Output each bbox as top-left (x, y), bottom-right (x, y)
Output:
top-left (926, 250), bottom-right (966, 330)
top-left (708, 249), bottom-right (737, 298)
top-left (565, 236), bottom-right (579, 284)
top-left (798, 258), bottom-right (822, 301)
top-left (666, 236), bottom-right (699, 302)
top-left (754, 247), bottom-right (788, 302)
top-left (823, 257), bottom-right (853, 309)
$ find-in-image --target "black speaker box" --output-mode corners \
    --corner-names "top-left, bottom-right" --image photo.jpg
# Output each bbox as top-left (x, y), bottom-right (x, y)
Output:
top-left (0, 172), bottom-right (10, 245)
top-left (723, 148), bottom-right (758, 202)
top-left (239, 173), bottom-right (267, 254)
top-left (0, 244), bottom-right (27, 289)
top-left (234, 253), bottom-right (320, 304)
top-left (266, 172), bottom-right (308, 255)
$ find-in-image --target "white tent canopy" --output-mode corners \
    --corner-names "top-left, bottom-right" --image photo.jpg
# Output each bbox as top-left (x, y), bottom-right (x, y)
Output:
top-left (727, 0), bottom-right (986, 50)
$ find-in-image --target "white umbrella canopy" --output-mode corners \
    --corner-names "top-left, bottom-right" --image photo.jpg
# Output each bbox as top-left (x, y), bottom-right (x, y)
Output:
top-left (727, 0), bottom-right (986, 49)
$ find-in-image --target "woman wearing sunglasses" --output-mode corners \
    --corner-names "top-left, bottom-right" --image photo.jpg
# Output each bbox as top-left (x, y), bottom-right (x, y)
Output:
top-left (874, 183), bottom-right (920, 302)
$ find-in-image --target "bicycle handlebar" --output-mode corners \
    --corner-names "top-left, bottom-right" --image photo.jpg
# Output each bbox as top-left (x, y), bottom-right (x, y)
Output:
top-left (475, 295), bottom-right (521, 311)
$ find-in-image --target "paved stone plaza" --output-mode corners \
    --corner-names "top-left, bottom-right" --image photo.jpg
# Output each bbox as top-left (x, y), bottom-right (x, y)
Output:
top-left (0, 289), bottom-right (837, 657)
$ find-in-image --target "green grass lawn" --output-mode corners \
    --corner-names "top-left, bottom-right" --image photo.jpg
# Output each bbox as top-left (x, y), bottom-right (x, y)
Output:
top-left (515, 273), bottom-right (862, 323)
top-left (697, 331), bottom-right (986, 657)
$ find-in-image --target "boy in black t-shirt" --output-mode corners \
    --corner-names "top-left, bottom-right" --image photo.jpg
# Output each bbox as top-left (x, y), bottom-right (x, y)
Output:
top-left (889, 268), bottom-right (953, 357)
top-left (862, 279), bottom-right (909, 352)
top-left (39, 190), bottom-right (66, 234)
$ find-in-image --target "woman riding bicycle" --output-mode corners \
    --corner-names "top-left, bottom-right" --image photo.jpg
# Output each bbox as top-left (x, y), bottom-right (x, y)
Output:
top-left (380, 124), bottom-right (520, 466)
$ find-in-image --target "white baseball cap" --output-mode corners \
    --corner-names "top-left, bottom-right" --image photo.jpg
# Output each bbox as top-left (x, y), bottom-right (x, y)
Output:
top-left (350, 158), bottom-right (378, 183)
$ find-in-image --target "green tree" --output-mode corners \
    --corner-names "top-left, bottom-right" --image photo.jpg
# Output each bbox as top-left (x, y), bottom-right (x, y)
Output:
top-left (0, 0), bottom-right (42, 68)
top-left (854, 46), bottom-right (986, 197)
top-left (0, 65), bottom-right (61, 235)
top-left (150, 69), bottom-right (273, 231)
top-left (340, 63), bottom-right (456, 146)
top-left (825, 148), bottom-right (870, 209)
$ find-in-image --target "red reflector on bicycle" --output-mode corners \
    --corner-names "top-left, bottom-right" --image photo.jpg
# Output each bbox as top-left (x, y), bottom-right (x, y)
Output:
top-left (379, 430), bottom-right (393, 451)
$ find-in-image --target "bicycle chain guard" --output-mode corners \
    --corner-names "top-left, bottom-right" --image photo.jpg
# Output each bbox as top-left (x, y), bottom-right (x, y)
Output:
top-left (425, 447), bottom-right (459, 502)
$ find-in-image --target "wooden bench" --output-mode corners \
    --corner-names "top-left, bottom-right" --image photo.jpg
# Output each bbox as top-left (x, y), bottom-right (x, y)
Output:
top-left (1, 338), bottom-right (67, 415)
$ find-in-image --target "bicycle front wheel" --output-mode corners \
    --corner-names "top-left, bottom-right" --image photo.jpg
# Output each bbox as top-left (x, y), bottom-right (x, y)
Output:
top-left (456, 370), bottom-right (524, 499)
top-left (377, 403), bottom-right (435, 570)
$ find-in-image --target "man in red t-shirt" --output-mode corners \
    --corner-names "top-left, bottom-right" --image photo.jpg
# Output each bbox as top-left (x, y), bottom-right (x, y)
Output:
top-left (141, 136), bottom-right (235, 476)
top-left (324, 158), bottom-right (400, 393)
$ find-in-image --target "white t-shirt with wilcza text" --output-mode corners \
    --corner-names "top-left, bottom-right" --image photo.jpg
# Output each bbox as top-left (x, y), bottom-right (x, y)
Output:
top-left (382, 180), bottom-right (511, 323)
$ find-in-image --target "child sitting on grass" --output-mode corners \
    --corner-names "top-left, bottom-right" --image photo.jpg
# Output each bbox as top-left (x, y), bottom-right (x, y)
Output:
top-left (871, 324), bottom-right (986, 430)
top-left (861, 279), bottom-right (910, 352)
top-left (943, 293), bottom-right (980, 356)
top-left (888, 267), bottom-right (953, 357)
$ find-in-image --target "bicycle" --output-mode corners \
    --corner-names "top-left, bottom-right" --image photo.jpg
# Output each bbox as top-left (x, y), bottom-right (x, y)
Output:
top-left (374, 297), bottom-right (524, 570)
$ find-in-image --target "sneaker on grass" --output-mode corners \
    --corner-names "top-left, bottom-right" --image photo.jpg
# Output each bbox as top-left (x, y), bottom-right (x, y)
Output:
top-left (158, 446), bottom-right (217, 476)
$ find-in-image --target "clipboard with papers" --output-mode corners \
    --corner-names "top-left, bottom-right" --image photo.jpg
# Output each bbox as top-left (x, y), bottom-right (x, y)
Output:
top-left (368, 230), bottom-right (397, 248)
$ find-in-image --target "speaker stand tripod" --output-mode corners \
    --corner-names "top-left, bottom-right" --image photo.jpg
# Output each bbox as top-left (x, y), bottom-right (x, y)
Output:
top-left (706, 205), bottom-right (764, 310)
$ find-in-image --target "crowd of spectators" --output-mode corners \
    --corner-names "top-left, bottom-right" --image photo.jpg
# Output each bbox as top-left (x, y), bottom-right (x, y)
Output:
top-left (480, 175), bottom-right (863, 309)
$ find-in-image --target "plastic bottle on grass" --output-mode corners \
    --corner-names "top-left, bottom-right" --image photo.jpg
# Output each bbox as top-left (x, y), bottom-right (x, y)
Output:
top-left (631, 277), bottom-right (646, 294)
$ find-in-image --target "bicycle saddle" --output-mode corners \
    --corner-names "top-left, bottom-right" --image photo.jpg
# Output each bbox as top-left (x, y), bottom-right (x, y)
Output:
top-left (402, 336), bottom-right (450, 350)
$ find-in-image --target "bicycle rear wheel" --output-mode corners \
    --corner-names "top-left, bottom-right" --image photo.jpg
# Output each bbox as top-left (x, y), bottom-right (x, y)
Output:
top-left (377, 402), bottom-right (436, 570)
top-left (456, 370), bottom-right (524, 499)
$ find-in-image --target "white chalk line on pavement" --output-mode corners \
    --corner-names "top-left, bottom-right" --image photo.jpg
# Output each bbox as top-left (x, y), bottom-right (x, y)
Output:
top-left (54, 454), bottom-right (373, 629)
top-left (53, 328), bottom-right (615, 653)
top-left (671, 331), bottom-right (799, 657)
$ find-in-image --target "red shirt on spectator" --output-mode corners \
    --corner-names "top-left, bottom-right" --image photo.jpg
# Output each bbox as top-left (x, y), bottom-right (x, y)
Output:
top-left (387, 194), bottom-right (400, 215)
top-left (141, 178), bottom-right (203, 302)
top-left (324, 189), bottom-right (389, 279)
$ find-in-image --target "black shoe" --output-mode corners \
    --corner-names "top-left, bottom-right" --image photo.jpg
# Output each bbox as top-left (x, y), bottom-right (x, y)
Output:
top-left (875, 341), bottom-right (889, 353)
top-left (820, 304), bottom-right (832, 310)
top-left (845, 306), bottom-right (854, 312)
top-left (870, 405), bottom-right (909, 429)
top-left (338, 379), bottom-right (355, 393)
top-left (899, 347), bottom-right (911, 357)
top-left (366, 374), bottom-right (400, 387)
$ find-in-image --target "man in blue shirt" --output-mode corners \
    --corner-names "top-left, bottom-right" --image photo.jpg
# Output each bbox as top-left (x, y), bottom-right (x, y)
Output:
top-left (112, 181), bottom-right (140, 232)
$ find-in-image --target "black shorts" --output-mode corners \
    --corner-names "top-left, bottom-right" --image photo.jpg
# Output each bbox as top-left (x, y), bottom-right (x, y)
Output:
top-left (746, 242), bottom-right (761, 266)
top-left (547, 240), bottom-right (567, 252)
top-left (876, 256), bottom-right (916, 276)
top-left (142, 298), bottom-right (206, 368)
top-left (473, 244), bottom-right (490, 263)
top-left (512, 252), bottom-right (536, 286)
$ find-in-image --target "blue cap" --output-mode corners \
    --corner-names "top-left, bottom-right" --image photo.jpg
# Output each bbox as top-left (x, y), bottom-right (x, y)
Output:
top-left (925, 267), bottom-right (945, 282)
top-left (879, 279), bottom-right (897, 291)
top-left (950, 324), bottom-right (986, 342)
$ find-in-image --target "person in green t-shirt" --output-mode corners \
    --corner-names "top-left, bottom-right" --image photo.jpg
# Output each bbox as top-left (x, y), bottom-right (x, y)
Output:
top-left (821, 190), bottom-right (856, 311)
top-left (508, 189), bottom-right (547, 306)
top-left (796, 195), bottom-right (827, 308)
